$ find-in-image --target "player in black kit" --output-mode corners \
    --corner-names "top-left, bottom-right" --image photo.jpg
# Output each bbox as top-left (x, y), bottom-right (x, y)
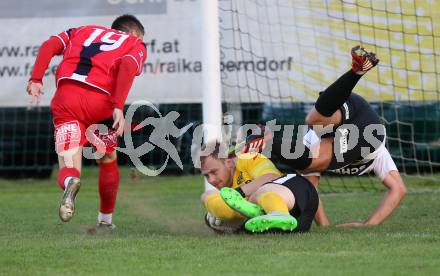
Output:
top-left (243, 46), bottom-right (407, 227)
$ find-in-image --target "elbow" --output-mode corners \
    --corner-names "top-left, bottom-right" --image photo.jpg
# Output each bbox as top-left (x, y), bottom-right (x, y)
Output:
top-left (42, 37), bottom-right (64, 55)
top-left (393, 183), bottom-right (407, 199)
top-left (42, 38), bottom-right (54, 47)
top-left (399, 184), bottom-right (407, 198)
top-left (385, 171), bottom-right (407, 199)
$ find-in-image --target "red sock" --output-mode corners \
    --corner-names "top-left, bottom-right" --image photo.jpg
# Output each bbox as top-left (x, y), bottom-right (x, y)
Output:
top-left (57, 167), bottom-right (80, 190)
top-left (99, 160), bottom-right (120, 214)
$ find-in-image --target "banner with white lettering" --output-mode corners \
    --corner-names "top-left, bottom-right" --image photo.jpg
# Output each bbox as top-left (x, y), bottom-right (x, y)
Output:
top-left (0, 0), bottom-right (203, 106)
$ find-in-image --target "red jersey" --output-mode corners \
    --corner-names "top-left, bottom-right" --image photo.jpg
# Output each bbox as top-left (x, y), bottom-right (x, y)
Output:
top-left (54, 25), bottom-right (147, 95)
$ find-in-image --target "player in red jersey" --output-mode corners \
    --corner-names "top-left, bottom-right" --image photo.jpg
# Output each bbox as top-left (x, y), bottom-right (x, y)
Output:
top-left (26, 15), bottom-right (147, 230)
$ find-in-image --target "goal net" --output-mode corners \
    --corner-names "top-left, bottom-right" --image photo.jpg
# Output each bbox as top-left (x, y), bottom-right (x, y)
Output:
top-left (218, 0), bottom-right (440, 191)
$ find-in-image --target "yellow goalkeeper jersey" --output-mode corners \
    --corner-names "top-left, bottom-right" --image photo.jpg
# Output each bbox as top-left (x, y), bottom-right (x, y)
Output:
top-left (231, 153), bottom-right (282, 189)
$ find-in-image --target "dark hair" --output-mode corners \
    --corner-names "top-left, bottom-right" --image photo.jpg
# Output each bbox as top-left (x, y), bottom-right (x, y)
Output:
top-left (111, 14), bottom-right (145, 36)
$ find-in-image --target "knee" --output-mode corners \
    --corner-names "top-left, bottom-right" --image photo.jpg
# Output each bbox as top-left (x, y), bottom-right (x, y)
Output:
top-left (201, 190), bottom-right (218, 204)
top-left (250, 185), bottom-right (272, 202)
top-left (248, 193), bottom-right (259, 204)
top-left (96, 152), bottom-right (117, 165)
top-left (390, 171), bottom-right (407, 198)
top-left (305, 108), bottom-right (326, 127)
top-left (398, 183), bottom-right (407, 198)
top-left (305, 112), bottom-right (316, 126)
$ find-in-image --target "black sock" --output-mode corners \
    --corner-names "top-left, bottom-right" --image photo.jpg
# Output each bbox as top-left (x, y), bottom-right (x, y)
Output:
top-left (314, 69), bottom-right (362, 117)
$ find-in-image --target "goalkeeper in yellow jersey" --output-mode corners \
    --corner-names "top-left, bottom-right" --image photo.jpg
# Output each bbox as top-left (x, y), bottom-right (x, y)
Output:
top-left (200, 141), bottom-right (319, 234)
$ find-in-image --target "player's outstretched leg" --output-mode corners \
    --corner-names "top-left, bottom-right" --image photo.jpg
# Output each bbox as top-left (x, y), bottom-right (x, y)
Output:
top-left (313, 45), bottom-right (379, 118)
top-left (241, 46), bottom-right (381, 154)
top-left (220, 187), bottom-right (265, 218)
top-left (351, 45), bottom-right (379, 75)
top-left (245, 212), bottom-right (297, 233)
top-left (59, 177), bottom-right (81, 222)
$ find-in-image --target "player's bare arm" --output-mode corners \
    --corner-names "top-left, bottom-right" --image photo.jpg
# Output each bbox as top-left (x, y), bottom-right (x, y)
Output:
top-left (304, 174), bottom-right (330, 226)
top-left (364, 170), bottom-right (407, 225)
top-left (337, 170), bottom-right (406, 227)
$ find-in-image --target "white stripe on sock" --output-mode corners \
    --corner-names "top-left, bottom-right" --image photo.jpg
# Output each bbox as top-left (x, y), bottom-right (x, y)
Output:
top-left (64, 177), bottom-right (73, 189)
top-left (98, 212), bottom-right (113, 224)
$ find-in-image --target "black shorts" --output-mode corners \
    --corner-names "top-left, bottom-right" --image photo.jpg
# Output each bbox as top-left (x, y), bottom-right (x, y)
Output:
top-left (328, 93), bottom-right (385, 170)
top-left (273, 174), bottom-right (319, 233)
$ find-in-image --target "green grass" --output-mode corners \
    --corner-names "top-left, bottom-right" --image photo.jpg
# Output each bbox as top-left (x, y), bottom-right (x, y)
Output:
top-left (1, 169), bottom-right (440, 275)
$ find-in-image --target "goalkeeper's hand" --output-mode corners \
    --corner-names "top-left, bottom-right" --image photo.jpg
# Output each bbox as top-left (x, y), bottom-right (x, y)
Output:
top-left (204, 213), bottom-right (243, 234)
top-left (26, 80), bottom-right (44, 105)
top-left (205, 212), bottom-right (223, 228)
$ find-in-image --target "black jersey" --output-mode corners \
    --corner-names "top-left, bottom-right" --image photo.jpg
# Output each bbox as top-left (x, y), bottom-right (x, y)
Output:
top-left (327, 92), bottom-right (386, 170)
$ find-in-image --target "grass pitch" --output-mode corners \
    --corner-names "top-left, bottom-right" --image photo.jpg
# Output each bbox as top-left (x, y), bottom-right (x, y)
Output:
top-left (1, 168), bottom-right (439, 275)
